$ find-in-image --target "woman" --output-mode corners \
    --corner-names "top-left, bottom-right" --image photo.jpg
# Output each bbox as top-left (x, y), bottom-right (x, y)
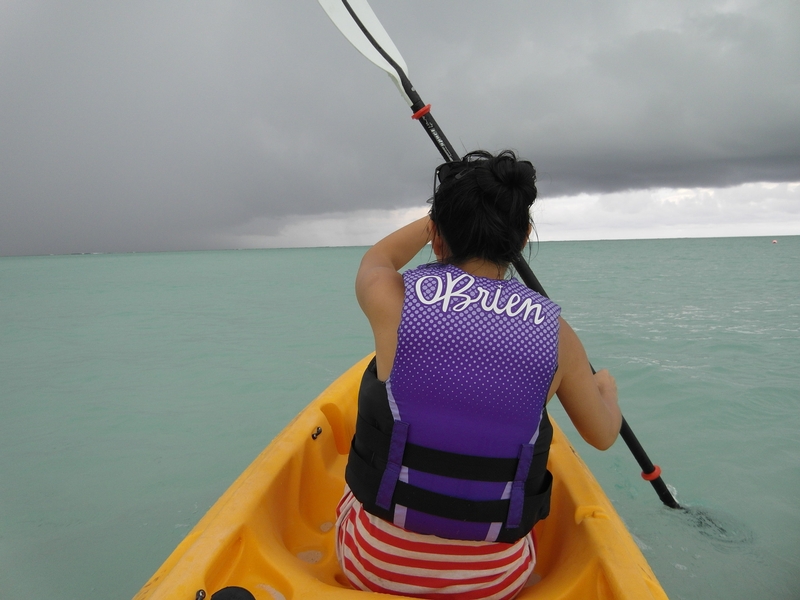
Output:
top-left (336, 150), bottom-right (621, 600)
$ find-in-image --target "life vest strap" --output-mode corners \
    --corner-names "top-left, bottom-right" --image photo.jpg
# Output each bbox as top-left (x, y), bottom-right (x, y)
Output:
top-left (347, 443), bottom-right (553, 525)
top-left (375, 421), bottom-right (409, 510)
top-left (354, 413), bottom-right (548, 482)
top-left (507, 443), bottom-right (535, 528)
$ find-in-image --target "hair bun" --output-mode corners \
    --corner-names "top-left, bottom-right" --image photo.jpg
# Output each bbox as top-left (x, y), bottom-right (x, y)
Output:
top-left (473, 152), bottom-right (536, 204)
top-left (493, 154), bottom-right (535, 190)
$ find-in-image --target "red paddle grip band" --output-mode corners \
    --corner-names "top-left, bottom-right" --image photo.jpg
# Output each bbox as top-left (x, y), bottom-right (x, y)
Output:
top-left (411, 104), bottom-right (432, 119)
top-left (641, 465), bottom-right (662, 481)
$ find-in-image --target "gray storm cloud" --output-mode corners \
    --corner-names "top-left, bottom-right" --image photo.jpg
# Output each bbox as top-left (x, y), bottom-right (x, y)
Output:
top-left (1, 1), bottom-right (798, 256)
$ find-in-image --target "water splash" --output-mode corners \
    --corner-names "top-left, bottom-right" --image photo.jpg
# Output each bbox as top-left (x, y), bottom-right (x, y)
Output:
top-left (662, 486), bottom-right (753, 546)
top-left (682, 506), bottom-right (755, 545)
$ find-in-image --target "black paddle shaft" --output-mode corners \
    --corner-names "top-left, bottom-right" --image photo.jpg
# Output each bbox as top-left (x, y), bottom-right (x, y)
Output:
top-left (337, 0), bottom-right (681, 511)
top-left (514, 259), bottom-right (682, 509)
top-left (619, 419), bottom-right (681, 508)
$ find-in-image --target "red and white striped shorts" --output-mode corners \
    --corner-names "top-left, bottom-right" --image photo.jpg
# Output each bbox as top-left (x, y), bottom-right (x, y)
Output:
top-left (335, 489), bottom-right (536, 600)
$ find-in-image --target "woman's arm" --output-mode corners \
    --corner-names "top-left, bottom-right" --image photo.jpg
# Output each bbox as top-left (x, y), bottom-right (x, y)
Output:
top-left (355, 216), bottom-right (432, 380)
top-left (549, 318), bottom-right (622, 450)
top-left (357, 216), bottom-right (433, 279)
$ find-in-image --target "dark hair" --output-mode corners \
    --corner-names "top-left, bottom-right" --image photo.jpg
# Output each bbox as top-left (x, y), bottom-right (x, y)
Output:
top-left (430, 149), bottom-right (537, 267)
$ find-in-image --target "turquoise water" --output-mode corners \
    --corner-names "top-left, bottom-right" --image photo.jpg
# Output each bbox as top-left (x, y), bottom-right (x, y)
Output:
top-left (1, 237), bottom-right (798, 599)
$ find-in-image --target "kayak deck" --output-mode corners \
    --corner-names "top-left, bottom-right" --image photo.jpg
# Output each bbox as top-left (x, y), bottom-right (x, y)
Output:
top-left (134, 355), bottom-right (667, 599)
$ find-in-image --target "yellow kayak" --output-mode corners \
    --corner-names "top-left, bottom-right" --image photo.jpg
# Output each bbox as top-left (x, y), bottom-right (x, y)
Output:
top-left (134, 355), bottom-right (668, 600)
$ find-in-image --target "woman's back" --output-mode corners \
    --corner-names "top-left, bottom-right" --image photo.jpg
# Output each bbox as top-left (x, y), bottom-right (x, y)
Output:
top-left (339, 150), bottom-right (621, 599)
top-left (389, 262), bottom-right (559, 457)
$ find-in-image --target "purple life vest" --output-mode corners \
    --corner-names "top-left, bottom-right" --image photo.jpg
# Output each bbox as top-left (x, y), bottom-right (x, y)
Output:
top-left (346, 263), bottom-right (561, 542)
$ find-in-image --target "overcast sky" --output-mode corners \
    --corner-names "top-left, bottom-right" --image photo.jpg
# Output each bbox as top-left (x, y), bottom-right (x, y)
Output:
top-left (1, 1), bottom-right (798, 256)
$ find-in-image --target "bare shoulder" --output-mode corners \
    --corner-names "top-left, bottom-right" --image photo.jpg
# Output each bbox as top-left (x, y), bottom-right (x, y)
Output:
top-left (355, 264), bottom-right (405, 326)
top-left (558, 318), bottom-right (587, 369)
top-left (356, 264), bottom-right (405, 379)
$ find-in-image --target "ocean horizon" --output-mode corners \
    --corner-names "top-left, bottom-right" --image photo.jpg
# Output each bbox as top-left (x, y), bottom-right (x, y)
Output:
top-left (4, 229), bottom-right (794, 259)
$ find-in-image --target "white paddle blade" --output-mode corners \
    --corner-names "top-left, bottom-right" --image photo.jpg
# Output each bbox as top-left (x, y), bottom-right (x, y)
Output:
top-left (318, 0), bottom-right (412, 105)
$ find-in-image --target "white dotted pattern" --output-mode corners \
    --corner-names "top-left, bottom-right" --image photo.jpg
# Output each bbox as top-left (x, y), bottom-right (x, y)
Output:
top-left (387, 263), bottom-right (560, 459)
